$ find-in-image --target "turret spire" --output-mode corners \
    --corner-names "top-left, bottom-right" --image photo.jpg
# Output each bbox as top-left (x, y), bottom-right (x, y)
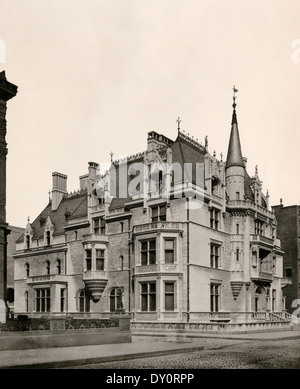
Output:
top-left (225, 86), bottom-right (244, 169)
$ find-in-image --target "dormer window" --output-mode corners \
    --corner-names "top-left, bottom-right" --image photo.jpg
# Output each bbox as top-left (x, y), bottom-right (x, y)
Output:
top-left (46, 231), bottom-right (51, 246)
top-left (26, 235), bottom-right (30, 249)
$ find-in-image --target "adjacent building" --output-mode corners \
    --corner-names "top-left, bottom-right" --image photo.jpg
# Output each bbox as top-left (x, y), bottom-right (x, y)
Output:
top-left (13, 93), bottom-right (292, 332)
top-left (272, 203), bottom-right (300, 314)
top-left (0, 72), bottom-right (17, 317)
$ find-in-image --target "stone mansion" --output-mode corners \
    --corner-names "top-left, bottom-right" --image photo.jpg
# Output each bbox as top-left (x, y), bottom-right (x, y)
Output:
top-left (13, 94), bottom-right (293, 332)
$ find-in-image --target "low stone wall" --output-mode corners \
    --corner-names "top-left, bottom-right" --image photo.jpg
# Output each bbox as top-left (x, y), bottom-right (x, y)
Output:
top-left (0, 315), bottom-right (131, 350)
top-left (131, 319), bottom-right (294, 341)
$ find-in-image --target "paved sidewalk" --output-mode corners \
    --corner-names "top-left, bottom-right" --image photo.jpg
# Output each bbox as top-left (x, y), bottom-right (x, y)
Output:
top-left (1, 329), bottom-right (300, 369)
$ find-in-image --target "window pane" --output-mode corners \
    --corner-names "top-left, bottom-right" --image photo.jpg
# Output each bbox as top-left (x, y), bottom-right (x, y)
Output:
top-left (141, 252), bottom-right (148, 266)
top-left (160, 205), bottom-right (166, 216)
top-left (141, 295), bottom-right (148, 311)
top-left (141, 241), bottom-right (147, 251)
top-left (110, 296), bottom-right (115, 312)
top-left (86, 258), bottom-right (92, 271)
top-left (149, 283), bottom-right (156, 293)
top-left (165, 251), bottom-right (174, 264)
top-left (149, 294), bottom-right (156, 311)
top-left (149, 240), bottom-right (156, 250)
top-left (141, 284), bottom-right (147, 294)
top-left (149, 251), bottom-right (156, 264)
top-left (165, 240), bottom-right (174, 250)
top-left (165, 283), bottom-right (174, 293)
top-left (152, 207), bottom-right (158, 219)
top-left (96, 258), bottom-right (104, 270)
top-left (165, 294), bottom-right (174, 311)
top-left (86, 249), bottom-right (92, 258)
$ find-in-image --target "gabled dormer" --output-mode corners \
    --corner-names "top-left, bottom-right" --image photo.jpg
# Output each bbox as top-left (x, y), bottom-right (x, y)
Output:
top-left (24, 217), bottom-right (33, 250)
top-left (44, 216), bottom-right (54, 246)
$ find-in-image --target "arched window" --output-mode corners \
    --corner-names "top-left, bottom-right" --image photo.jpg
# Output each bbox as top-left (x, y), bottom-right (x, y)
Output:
top-left (25, 291), bottom-right (29, 312)
top-left (46, 231), bottom-right (51, 246)
top-left (25, 263), bottom-right (30, 277)
top-left (78, 289), bottom-right (90, 313)
top-left (57, 259), bottom-right (61, 274)
top-left (109, 288), bottom-right (123, 312)
top-left (46, 260), bottom-right (50, 275)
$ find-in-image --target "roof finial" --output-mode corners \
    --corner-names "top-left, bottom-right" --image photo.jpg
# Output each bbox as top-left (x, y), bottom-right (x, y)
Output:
top-left (109, 151), bottom-right (114, 162)
top-left (205, 135), bottom-right (208, 148)
top-left (232, 85), bottom-right (238, 109)
top-left (27, 216), bottom-right (30, 223)
top-left (255, 165), bottom-right (258, 174)
top-left (220, 152), bottom-right (223, 162)
top-left (213, 150), bottom-right (216, 157)
top-left (176, 117), bottom-right (181, 133)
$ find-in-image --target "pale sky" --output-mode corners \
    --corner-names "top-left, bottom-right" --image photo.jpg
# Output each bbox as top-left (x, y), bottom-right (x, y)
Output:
top-left (0, 0), bottom-right (299, 227)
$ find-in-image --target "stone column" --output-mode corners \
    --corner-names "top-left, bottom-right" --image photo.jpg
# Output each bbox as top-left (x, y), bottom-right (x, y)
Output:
top-left (0, 72), bottom-right (17, 307)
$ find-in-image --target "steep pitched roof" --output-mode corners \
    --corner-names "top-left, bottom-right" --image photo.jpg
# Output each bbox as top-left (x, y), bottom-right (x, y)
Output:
top-left (225, 108), bottom-right (244, 169)
top-left (16, 191), bottom-right (88, 243)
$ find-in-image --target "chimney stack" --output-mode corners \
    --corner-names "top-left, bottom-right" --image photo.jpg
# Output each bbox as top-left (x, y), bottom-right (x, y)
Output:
top-left (52, 172), bottom-right (67, 211)
top-left (88, 162), bottom-right (99, 180)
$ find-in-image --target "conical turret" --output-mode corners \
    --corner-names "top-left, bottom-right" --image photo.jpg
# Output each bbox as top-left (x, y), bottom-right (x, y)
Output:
top-left (225, 87), bottom-right (245, 201)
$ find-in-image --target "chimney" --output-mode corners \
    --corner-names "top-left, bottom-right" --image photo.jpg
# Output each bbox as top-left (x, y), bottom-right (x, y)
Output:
top-left (52, 172), bottom-right (67, 211)
top-left (79, 174), bottom-right (89, 190)
top-left (88, 162), bottom-right (99, 180)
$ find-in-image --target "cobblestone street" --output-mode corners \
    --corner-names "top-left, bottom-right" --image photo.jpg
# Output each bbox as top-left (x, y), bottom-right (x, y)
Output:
top-left (67, 339), bottom-right (300, 369)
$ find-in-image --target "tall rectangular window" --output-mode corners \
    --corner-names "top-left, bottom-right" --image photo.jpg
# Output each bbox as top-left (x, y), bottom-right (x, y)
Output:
top-left (93, 218), bottom-right (105, 234)
top-left (96, 249), bottom-right (105, 270)
top-left (236, 248), bottom-right (240, 263)
top-left (210, 284), bottom-right (220, 312)
top-left (164, 282), bottom-right (175, 311)
top-left (85, 249), bottom-right (92, 271)
top-left (60, 289), bottom-right (65, 312)
top-left (164, 239), bottom-right (175, 264)
top-left (141, 282), bottom-right (156, 311)
top-left (210, 244), bottom-right (220, 269)
top-left (151, 205), bottom-right (166, 222)
top-left (140, 239), bottom-right (156, 265)
top-left (236, 224), bottom-right (240, 234)
top-left (36, 289), bottom-right (50, 313)
top-left (210, 209), bottom-right (220, 230)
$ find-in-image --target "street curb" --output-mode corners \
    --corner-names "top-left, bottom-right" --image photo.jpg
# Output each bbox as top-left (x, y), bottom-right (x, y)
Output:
top-left (0, 345), bottom-right (205, 369)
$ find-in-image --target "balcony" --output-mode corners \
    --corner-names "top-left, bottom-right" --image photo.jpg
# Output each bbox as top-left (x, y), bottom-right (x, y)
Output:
top-left (227, 200), bottom-right (274, 218)
top-left (250, 234), bottom-right (274, 248)
top-left (83, 270), bottom-right (108, 301)
top-left (27, 274), bottom-right (68, 285)
top-left (280, 277), bottom-right (292, 287)
top-left (82, 233), bottom-right (108, 244)
top-left (133, 221), bottom-right (183, 235)
top-left (135, 263), bottom-right (180, 275)
top-left (250, 269), bottom-right (273, 284)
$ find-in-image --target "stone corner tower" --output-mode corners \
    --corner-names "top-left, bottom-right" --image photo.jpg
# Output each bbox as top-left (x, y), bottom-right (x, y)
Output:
top-left (0, 71), bottom-right (18, 304)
